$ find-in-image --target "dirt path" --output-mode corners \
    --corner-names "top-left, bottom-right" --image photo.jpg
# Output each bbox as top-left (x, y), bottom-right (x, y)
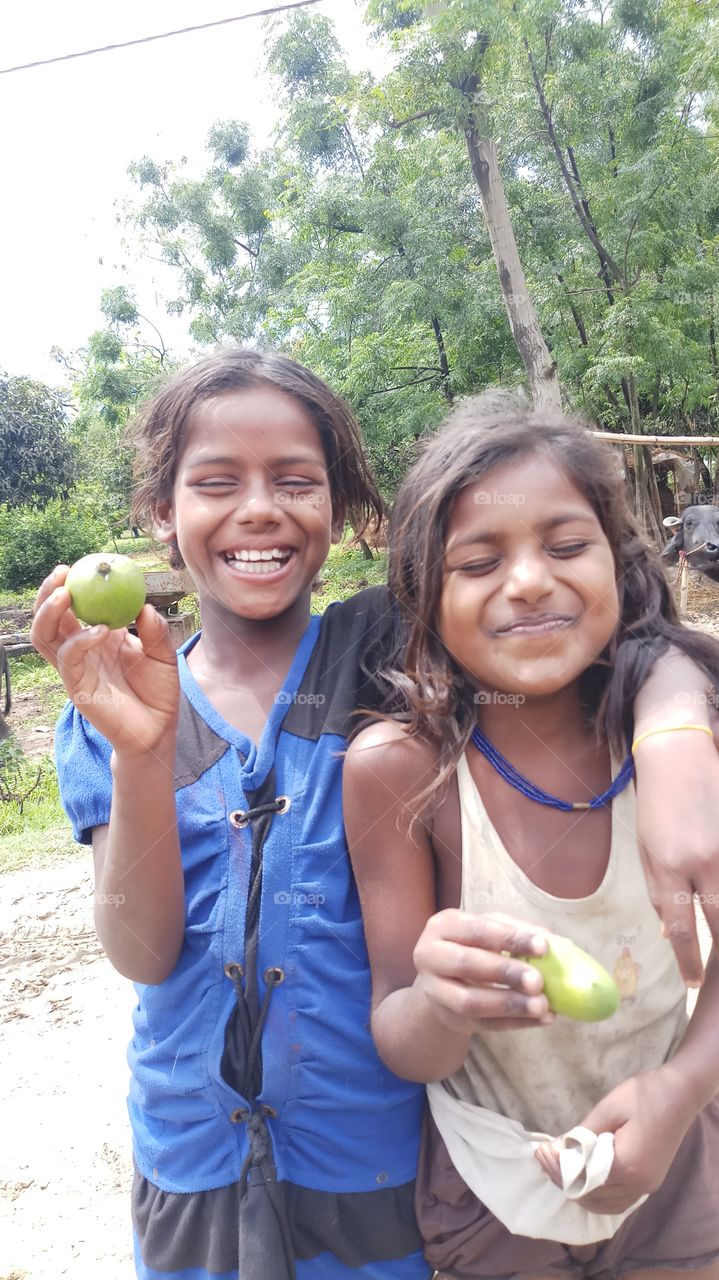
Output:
top-left (0, 860), bottom-right (135, 1279)
top-left (1, 583), bottom-right (718, 1279)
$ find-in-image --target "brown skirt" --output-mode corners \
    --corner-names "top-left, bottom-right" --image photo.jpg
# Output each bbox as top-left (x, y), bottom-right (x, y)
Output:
top-left (416, 1097), bottom-right (719, 1279)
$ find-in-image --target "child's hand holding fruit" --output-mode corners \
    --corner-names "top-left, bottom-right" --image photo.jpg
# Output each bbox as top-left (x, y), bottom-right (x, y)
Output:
top-left (30, 558), bottom-right (179, 758)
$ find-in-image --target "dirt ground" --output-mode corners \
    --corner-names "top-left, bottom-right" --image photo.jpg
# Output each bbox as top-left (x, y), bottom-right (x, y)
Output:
top-left (1, 571), bottom-right (717, 1280)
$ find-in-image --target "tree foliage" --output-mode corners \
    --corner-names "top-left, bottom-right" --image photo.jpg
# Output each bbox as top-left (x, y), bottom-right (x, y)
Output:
top-left (111, 0), bottom-right (719, 493)
top-left (0, 374), bottom-right (76, 508)
top-left (56, 288), bottom-right (173, 527)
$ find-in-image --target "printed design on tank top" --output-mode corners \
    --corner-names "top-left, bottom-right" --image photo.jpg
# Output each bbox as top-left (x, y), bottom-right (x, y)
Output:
top-left (613, 934), bottom-right (642, 1002)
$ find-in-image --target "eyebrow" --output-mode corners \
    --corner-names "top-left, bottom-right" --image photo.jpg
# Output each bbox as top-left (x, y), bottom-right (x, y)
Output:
top-left (185, 453), bottom-right (325, 469)
top-left (451, 511), bottom-right (596, 548)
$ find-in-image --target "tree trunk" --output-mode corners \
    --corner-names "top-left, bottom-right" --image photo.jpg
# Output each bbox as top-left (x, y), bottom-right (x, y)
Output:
top-left (431, 317), bottom-right (454, 403)
top-left (627, 374), bottom-right (662, 541)
top-left (464, 125), bottom-right (561, 413)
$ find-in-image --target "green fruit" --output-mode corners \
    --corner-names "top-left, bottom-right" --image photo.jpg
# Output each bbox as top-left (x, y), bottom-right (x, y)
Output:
top-left (525, 935), bottom-right (620, 1023)
top-left (66, 553), bottom-right (147, 630)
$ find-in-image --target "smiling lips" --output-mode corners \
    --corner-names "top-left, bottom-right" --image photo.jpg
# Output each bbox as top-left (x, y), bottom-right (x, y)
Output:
top-left (494, 613), bottom-right (574, 637)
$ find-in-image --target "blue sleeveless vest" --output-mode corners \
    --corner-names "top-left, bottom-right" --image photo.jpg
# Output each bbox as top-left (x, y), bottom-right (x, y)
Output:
top-left (55, 589), bottom-right (429, 1280)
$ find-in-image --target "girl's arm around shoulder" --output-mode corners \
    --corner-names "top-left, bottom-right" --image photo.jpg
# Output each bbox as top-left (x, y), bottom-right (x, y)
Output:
top-left (633, 647), bottom-right (719, 984)
top-left (344, 724), bottom-right (552, 1084)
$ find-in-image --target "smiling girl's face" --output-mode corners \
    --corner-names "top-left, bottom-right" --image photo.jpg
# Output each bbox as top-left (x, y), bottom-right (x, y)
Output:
top-left (437, 452), bottom-right (620, 702)
top-left (154, 386), bottom-right (342, 625)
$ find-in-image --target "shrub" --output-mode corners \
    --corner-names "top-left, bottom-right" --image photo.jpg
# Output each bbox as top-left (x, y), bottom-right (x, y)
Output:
top-left (0, 492), bottom-right (109, 591)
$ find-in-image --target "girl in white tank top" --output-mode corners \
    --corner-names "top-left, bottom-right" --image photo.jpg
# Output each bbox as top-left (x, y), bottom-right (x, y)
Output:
top-left (345, 394), bottom-right (719, 1278)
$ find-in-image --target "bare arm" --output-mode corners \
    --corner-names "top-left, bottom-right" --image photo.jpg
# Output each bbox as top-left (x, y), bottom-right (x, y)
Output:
top-left (343, 722), bottom-right (550, 1083)
top-left (633, 647), bottom-right (719, 983)
top-left (92, 740), bottom-right (185, 983)
top-left (32, 566), bottom-right (185, 983)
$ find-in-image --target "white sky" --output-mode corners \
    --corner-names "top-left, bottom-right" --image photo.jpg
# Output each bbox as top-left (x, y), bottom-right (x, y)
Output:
top-left (0, 0), bottom-right (381, 388)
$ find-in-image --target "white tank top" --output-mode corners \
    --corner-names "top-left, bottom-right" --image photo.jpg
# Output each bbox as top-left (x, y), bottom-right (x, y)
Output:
top-left (446, 751), bottom-right (688, 1135)
top-left (425, 752), bottom-right (690, 1243)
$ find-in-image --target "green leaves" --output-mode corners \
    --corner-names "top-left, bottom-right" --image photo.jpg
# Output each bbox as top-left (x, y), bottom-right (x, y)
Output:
top-left (0, 375), bottom-right (76, 509)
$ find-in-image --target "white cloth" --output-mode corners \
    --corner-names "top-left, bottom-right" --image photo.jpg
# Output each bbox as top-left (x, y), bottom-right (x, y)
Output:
top-left (427, 1080), bottom-right (648, 1245)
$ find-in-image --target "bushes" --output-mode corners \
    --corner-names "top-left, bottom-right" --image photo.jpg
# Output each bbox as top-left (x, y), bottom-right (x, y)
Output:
top-left (0, 493), bottom-right (109, 592)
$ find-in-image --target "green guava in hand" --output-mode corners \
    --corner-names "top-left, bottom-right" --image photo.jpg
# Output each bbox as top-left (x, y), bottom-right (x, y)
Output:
top-left (66, 553), bottom-right (147, 630)
top-left (523, 935), bottom-right (620, 1022)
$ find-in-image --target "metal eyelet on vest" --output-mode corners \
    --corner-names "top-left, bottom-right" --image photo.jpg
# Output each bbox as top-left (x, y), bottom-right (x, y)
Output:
top-left (223, 961), bottom-right (244, 980)
top-left (260, 1103), bottom-right (278, 1118)
top-left (264, 966), bottom-right (285, 986)
top-left (229, 810), bottom-right (250, 829)
top-left (230, 1107), bottom-right (250, 1123)
top-left (275, 795), bottom-right (291, 814)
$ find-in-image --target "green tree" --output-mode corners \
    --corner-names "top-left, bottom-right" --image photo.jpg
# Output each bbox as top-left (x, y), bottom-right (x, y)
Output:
top-left (0, 374), bottom-right (76, 508)
top-left (57, 287), bottom-right (173, 528)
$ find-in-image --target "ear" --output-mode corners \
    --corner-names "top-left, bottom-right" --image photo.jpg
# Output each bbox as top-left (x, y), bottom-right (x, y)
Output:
top-left (330, 505), bottom-right (347, 545)
top-left (152, 498), bottom-right (177, 547)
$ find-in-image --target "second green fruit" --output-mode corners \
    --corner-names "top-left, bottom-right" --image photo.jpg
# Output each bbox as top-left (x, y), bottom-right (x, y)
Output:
top-left (526, 934), bottom-right (620, 1022)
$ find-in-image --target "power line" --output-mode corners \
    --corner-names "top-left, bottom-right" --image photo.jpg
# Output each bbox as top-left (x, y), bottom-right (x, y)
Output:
top-left (0, 0), bottom-right (326, 76)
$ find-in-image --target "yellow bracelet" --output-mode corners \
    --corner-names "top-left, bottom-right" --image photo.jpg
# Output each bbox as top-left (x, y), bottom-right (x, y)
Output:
top-left (631, 723), bottom-right (714, 754)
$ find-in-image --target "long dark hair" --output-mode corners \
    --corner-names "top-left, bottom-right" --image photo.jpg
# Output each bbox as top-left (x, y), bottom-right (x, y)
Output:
top-left (129, 348), bottom-right (384, 543)
top-left (382, 390), bottom-right (719, 808)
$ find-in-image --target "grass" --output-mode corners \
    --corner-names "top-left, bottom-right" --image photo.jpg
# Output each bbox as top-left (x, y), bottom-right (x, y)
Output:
top-left (10, 652), bottom-right (69, 719)
top-left (312, 541), bottom-right (388, 607)
top-left (0, 538), bottom-right (388, 874)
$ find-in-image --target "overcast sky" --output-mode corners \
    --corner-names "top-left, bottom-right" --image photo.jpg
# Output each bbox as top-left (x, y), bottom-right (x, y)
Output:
top-left (0, 0), bottom-right (381, 388)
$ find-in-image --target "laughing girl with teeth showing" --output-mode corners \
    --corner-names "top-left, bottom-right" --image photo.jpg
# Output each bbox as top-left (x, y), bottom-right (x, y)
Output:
top-left (30, 353), bottom-right (719, 1280)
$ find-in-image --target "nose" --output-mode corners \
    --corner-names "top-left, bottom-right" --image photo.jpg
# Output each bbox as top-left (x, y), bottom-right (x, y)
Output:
top-left (504, 549), bottom-right (555, 603)
top-left (233, 477), bottom-right (279, 525)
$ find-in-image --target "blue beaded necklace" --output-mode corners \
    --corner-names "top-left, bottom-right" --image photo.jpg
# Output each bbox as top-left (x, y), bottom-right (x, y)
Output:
top-left (470, 724), bottom-right (635, 812)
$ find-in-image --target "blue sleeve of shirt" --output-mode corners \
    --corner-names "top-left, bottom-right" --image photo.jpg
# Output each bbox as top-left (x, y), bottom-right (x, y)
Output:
top-left (55, 701), bottom-right (113, 844)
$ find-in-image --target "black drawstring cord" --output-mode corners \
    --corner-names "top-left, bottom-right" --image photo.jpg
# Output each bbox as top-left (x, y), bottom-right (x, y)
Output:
top-left (227, 783), bottom-right (296, 1279)
top-left (245, 966), bottom-right (282, 1102)
top-left (229, 796), bottom-right (290, 829)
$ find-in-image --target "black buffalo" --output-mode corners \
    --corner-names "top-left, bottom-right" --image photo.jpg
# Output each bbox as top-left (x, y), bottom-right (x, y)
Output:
top-left (662, 505), bottom-right (719, 583)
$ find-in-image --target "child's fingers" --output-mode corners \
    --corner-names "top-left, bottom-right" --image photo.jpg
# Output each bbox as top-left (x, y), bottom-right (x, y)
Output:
top-left (133, 605), bottom-right (177, 666)
top-left (534, 1142), bottom-right (563, 1188)
top-left (30, 584), bottom-right (80, 659)
top-left (56, 624), bottom-right (110, 684)
top-left (419, 936), bottom-right (545, 995)
top-left (32, 565), bottom-right (69, 613)
top-left (425, 909), bottom-right (549, 960)
top-left (425, 973), bottom-right (550, 1025)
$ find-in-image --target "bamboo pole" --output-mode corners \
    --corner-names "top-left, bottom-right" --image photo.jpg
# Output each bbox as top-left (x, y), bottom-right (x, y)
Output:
top-left (592, 432), bottom-right (719, 446)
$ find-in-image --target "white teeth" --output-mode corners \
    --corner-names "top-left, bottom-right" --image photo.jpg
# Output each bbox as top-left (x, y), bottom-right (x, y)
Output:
top-left (224, 548), bottom-right (291, 574)
top-left (233, 560), bottom-right (283, 574)
top-left (228, 548), bottom-right (289, 563)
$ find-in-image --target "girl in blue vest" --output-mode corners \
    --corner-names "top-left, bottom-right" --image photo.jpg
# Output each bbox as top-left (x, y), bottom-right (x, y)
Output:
top-left (31, 354), bottom-right (719, 1280)
top-left (344, 393), bottom-right (719, 1280)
